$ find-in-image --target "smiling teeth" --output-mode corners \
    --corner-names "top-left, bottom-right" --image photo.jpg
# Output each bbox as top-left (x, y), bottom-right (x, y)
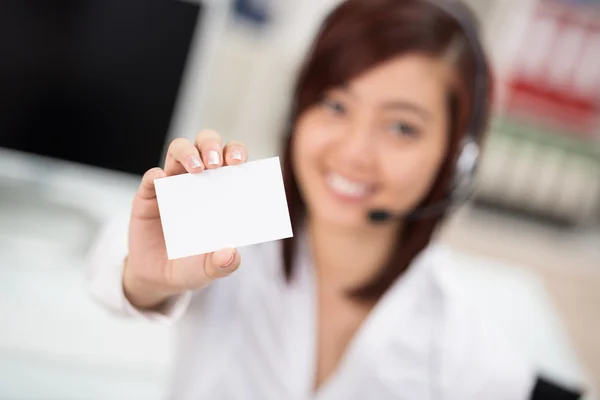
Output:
top-left (327, 173), bottom-right (370, 197)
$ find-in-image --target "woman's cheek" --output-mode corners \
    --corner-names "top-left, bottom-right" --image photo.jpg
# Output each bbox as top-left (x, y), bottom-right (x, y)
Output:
top-left (384, 153), bottom-right (442, 209)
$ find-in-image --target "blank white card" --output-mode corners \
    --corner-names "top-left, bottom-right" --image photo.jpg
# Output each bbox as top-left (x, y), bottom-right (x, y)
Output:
top-left (154, 157), bottom-right (294, 260)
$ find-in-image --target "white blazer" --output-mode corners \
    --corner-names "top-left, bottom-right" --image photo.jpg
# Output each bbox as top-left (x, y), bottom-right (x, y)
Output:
top-left (86, 218), bottom-right (537, 400)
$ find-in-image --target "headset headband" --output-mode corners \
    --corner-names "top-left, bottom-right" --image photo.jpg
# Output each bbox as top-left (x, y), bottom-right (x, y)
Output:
top-left (429, 0), bottom-right (490, 144)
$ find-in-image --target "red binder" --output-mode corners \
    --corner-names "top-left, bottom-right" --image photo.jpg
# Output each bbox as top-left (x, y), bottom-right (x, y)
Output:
top-left (504, 0), bottom-right (600, 138)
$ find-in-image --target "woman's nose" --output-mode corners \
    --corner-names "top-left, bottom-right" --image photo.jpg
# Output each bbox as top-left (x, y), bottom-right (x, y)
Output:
top-left (337, 120), bottom-right (376, 168)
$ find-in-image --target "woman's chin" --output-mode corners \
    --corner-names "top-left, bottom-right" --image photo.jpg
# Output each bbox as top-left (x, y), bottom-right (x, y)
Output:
top-left (310, 202), bottom-right (371, 229)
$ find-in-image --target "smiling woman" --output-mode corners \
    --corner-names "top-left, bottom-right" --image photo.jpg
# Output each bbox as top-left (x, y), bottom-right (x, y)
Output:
top-left (282, 0), bottom-right (488, 300)
top-left (85, 0), bottom-right (583, 399)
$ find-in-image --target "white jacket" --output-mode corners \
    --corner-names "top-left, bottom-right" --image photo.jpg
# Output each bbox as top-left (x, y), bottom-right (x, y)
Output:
top-left (86, 218), bottom-right (536, 400)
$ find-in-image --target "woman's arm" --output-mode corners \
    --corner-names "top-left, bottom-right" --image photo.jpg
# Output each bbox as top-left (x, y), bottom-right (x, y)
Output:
top-left (85, 215), bottom-right (191, 323)
top-left (85, 131), bottom-right (248, 322)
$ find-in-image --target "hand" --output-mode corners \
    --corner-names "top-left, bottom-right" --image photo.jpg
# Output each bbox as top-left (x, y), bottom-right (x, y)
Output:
top-left (123, 130), bottom-right (248, 310)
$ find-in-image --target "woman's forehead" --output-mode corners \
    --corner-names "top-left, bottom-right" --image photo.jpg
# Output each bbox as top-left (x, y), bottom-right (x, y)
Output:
top-left (344, 54), bottom-right (451, 104)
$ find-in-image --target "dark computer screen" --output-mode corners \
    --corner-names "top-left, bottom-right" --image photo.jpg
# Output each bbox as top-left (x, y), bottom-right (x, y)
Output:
top-left (0, 0), bottom-right (202, 176)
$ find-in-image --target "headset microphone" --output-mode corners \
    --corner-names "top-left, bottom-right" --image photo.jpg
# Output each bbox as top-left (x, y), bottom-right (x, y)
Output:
top-left (367, 197), bottom-right (460, 223)
top-left (368, 209), bottom-right (396, 223)
top-left (367, 139), bottom-right (480, 223)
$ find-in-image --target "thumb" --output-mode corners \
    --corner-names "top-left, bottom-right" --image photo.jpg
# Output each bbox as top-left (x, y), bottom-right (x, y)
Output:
top-left (204, 248), bottom-right (240, 280)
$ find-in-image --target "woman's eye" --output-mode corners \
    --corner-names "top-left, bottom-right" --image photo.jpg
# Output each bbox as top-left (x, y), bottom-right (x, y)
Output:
top-left (390, 122), bottom-right (419, 138)
top-left (322, 98), bottom-right (346, 115)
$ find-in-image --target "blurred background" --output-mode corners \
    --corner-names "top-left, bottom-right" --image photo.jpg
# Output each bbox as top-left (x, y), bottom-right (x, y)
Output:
top-left (0, 0), bottom-right (599, 398)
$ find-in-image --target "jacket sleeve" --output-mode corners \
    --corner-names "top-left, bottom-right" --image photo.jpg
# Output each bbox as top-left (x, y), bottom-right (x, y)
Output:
top-left (84, 215), bottom-right (191, 324)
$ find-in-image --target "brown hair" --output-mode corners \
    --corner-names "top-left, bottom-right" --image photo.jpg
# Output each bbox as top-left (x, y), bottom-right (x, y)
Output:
top-left (281, 0), bottom-right (493, 301)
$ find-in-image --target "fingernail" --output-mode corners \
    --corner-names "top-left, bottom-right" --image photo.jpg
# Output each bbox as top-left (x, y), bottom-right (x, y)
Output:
top-left (231, 151), bottom-right (243, 161)
top-left (189, 155), bottom-right (203, 169)
top-left (220, 251), bottom-right (235, 268)
top-left (207, 150), bottom-right (220, 166)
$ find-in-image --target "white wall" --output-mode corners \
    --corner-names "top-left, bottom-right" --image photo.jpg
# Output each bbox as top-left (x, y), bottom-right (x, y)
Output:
top-left (201, 0), bottom-right (344, 159)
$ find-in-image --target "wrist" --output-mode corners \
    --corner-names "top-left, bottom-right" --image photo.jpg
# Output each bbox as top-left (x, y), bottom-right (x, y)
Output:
top-left (122, 257), bottom-right (182, 311)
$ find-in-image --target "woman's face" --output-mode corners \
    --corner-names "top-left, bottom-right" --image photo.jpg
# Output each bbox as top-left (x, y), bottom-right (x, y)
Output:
top-left (292, 54), bottom-right (452, 229)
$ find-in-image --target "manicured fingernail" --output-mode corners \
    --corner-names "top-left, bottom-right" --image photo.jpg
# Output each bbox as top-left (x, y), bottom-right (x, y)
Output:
top-left (231, 151), bottom-right (243, 161)
top-left (207, 150), bottom-right (220, 166)
top-left (189, 155), bottom-right (203, 169)
top-left (220, 252), bottom-right (235, 268)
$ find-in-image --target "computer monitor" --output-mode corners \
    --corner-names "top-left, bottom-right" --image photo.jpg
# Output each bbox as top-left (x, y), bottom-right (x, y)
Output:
top-left (0, 0), bottom-right (226, 177)
top-left (0, 0), bottom-right (231, 255)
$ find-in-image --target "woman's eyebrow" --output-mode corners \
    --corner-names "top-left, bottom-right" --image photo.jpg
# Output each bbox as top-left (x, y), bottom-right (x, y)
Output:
top-left (343, 85), bottom-right (433, 121)
top-left (380, 100), bottom-right (433, 121)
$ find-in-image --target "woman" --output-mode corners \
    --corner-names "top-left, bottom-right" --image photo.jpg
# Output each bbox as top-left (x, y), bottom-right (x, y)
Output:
top-left (87, 0), bottom-right (539, 398)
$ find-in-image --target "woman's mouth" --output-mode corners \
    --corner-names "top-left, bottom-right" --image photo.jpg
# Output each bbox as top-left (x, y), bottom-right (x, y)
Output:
top-left (326, 172), bottom-right (374, 200)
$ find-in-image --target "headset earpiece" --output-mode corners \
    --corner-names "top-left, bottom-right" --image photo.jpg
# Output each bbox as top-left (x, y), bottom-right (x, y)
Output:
top-left (451, 138), bottom-right (480, 201)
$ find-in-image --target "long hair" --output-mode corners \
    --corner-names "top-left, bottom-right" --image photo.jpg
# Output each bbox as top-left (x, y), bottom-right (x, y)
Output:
top-left (281, 0), bottom-right (493, 301)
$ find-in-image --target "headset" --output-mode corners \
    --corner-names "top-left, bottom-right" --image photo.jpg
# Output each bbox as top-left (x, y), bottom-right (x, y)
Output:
top-left (368, 0), bottom-right (490, 224)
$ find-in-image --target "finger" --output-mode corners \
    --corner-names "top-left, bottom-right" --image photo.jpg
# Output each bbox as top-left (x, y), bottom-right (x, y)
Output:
top-left (136, 167), bottom-right (167, 200)
top-left (165, 137), bottom-right (204, 176)
top-left (204, 248), bottom-right (240, 279)
top-left (195, 129), bottom-right (223, 169)
top-left (223, 140), bottom-right (248, 166)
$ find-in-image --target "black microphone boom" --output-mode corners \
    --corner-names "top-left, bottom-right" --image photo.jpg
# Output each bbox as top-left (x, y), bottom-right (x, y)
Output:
top-left (368, 209), bottom-right (395, 223)
top-left (367, 196), bottom-right (462, 223)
